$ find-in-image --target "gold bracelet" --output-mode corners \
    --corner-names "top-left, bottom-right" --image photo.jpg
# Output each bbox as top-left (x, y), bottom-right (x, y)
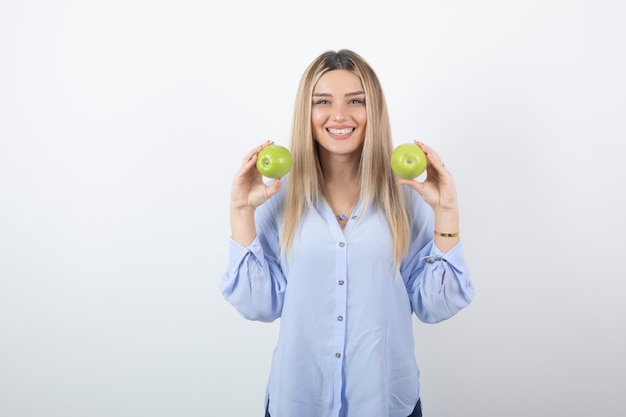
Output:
top-left (434, 230), bottom-right (459, 238)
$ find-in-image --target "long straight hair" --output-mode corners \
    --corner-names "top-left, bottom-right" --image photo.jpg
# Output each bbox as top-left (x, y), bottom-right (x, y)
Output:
top-left (281, 49), bottom-right (412, 268)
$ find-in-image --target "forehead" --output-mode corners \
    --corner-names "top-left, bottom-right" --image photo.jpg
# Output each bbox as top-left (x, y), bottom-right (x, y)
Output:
top-left (313, 70), bottom-right (363, 93)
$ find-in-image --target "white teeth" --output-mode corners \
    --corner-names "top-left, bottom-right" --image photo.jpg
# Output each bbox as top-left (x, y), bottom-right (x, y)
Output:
top-left (328, 128), bottom-right (353, 135)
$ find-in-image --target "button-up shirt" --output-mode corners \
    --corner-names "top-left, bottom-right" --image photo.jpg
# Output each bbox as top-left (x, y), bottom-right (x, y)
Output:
top-left (220, 184), bottom-right (475, 417)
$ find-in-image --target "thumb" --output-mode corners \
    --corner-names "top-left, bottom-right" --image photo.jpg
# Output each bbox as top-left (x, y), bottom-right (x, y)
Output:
top-left (264, 178), bottom-right (283, 200)
top-left (397, 177), bottom-right (425, 195)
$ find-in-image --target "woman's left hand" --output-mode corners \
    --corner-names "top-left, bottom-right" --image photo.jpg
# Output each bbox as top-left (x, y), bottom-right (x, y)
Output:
top-left (396, 141), bottom-right (458, 212)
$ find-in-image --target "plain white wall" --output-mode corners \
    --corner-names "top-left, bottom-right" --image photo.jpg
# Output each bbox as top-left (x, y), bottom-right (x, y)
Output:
top-left (1, 0), bottom-right (624, 416)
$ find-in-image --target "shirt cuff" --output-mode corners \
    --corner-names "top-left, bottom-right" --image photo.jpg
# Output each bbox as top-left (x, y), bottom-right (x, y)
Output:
top-left (422, 239), bottom-right (464, 265)
top-left (229, 235), bottom-right (265, 267)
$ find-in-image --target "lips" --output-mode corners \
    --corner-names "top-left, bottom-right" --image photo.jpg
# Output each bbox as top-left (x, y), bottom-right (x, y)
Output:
top-left (328, 127), bottom-right (353, 135)
top-left (326, 127), bottom-right (355, 139)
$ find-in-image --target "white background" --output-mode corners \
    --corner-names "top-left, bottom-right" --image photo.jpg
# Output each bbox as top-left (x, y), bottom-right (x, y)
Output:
top-left (1, 1), bottom-right (625, 416)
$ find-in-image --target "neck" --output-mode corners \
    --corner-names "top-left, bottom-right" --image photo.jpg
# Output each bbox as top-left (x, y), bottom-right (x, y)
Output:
top-left (323, 170), bottom-right (361, 227)
top-left (318, 147), bottom-right (361, 185)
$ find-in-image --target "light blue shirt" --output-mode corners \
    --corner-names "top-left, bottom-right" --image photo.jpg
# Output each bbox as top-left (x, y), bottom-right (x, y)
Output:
top-left (220, 183), bottom-right (475, 417)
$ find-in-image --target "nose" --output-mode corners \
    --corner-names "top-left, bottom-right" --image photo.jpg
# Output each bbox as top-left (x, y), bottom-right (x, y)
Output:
top-left (333, 105), bottom-right (347, 121)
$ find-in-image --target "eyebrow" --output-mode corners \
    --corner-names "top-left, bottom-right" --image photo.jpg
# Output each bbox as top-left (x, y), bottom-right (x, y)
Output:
top-left (312, 91), bottom-right (365, 97)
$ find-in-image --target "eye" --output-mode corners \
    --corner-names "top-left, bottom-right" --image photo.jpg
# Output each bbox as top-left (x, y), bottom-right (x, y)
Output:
top-left (348, 98), bottom-right (365, 105)
top-left (314, 99), bottom-right (330, 105)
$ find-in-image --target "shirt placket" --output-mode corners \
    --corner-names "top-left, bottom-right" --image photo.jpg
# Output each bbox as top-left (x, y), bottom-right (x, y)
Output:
top-left (332, 238), bottom-right (348, 416)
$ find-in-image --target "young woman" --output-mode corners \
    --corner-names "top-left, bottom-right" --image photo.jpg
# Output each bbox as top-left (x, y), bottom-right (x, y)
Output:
top-left (221, 49), bottom-right (475, 417)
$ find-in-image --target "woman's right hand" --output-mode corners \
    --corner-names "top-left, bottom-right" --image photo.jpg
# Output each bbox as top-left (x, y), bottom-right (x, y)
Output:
top-left (230, 140), bottom-right (284, 211)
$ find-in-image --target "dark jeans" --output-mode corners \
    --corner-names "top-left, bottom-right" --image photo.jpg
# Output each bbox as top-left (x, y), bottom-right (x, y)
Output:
top-left (265, 398), bottom-right (422, 417)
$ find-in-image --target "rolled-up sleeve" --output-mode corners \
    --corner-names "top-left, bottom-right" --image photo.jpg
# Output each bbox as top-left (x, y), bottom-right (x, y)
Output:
top-left (400, 186), bottom-right (475, 324)
top-left (403, 240), bottom-right (475, 323)
top-left (220, 236), bottom-right (287, 322)
top-left (220, 190), bottom-right (287, 322)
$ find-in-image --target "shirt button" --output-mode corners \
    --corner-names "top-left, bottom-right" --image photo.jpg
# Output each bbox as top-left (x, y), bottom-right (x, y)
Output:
top-left (338, 280), bottom-right (344, 285)
top-left (337, 316), bottom-right (343, 321)
top-left (424, 257), bottom-right (432, 263)
top-left (339, 242), bottom-right (345, 248)
top-left (335, 353), bottom-right (341, 358)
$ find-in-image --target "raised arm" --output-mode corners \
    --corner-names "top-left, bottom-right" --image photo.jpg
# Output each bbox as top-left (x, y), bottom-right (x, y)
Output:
top-left (221, 141), bottom-right (288, 322)
top-left (397, 141), bottom-right (460, 252)
top-left (399, 141), bottom-right (475, 323)
top-left (230, 140), bottom-right (283, 246)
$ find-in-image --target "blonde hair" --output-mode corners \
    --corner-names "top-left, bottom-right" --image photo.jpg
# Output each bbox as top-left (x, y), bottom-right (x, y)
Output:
top-left (282, 49), bottom-right (412, 268)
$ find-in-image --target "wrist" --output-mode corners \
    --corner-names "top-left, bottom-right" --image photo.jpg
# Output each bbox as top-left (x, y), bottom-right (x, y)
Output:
top-left (434, 230), bottom-right (459, 237)
top-left (433, 206), bottom-right (459, 226)
top-left (230, 200), bottom-right (256, 212)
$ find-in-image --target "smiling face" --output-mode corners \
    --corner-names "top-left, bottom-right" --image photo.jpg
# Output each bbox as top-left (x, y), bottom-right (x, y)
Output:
top-left (311, 69), bottom-right (367, 158)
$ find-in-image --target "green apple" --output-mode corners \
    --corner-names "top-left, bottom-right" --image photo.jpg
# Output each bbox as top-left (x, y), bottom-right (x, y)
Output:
top-left (390, 143), bottom-right (428, 179)
top-left (256, 144), bottom-right (293, 178)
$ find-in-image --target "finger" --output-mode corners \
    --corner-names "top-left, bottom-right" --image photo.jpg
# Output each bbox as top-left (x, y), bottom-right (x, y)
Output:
top-left (243, 152), bottom-right (259, 174)
top-left (242, 140), bottom-right (273, 164)
top-left (415, 141), bottom-right (446, 170)
top-left (238, 141), bottom-right (274, 176)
